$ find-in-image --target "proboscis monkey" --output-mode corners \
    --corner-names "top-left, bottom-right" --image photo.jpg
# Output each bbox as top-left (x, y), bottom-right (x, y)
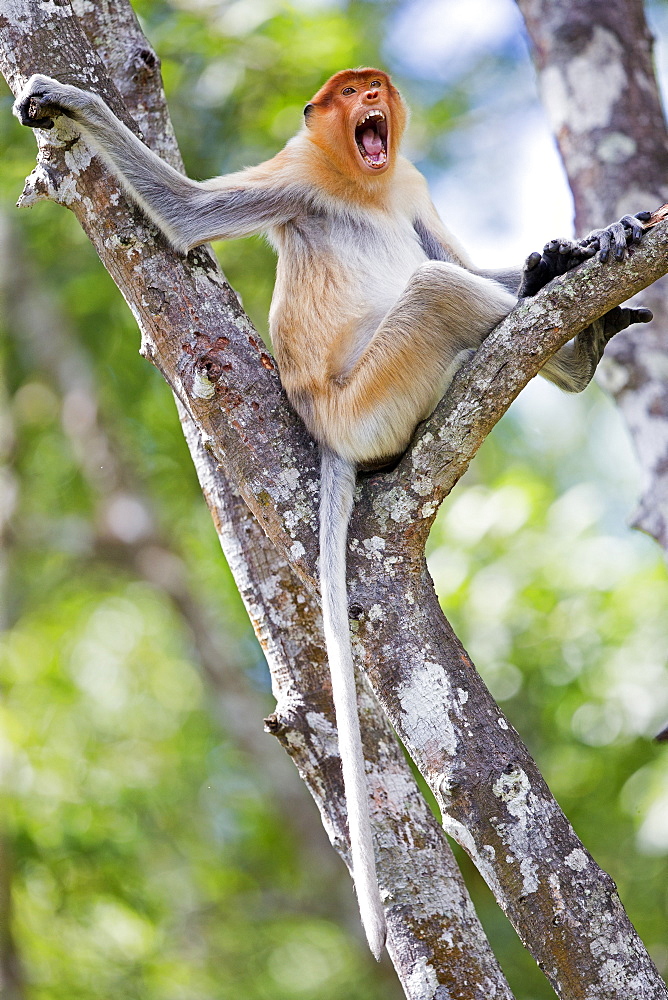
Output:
top-left (13, 67), bottom-right (651, 958)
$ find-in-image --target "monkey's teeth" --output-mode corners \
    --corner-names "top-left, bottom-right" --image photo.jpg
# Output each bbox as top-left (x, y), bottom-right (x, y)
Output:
top-left (357, 110), bottom-right (385, 127)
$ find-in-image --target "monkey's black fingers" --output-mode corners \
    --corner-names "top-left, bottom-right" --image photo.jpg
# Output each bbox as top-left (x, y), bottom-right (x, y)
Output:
top-left (579, 239), bottom-right (601, 257)
top-left (519, 239), bottom-right (593, 296)
top-left (544, 239), bottom-right (578, 276)
top-left (608, 221), bottom-right (629, 261)
top-left (518, 255), bottom-right (552, 297)
top-left (12, 76), bottom-right (80, 131)
top-left (557, 241), bottom-right (593, 275)
top-left (520, 232), bottom-right (605, 297)
top-left (543, 238), bottom-right (565, 257)
top-left (583, 213), bottom-right (650, 262)
top-left (564, 244), bottom-right (596, 269)
top-left (579, 231), bottom-right (610, 257)
top-left (14, 95), bottom-right (46, 128)
top-left (567, 241), bottom-right (594, 257)
top-left (557, 239), bottom-right (585, 262)
top-left (635, 210), bottom-right (652, 222)
top-left (597, 229), bottom-right (612, 263)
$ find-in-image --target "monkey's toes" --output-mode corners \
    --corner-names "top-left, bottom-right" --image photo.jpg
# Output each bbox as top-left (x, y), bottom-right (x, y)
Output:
top-left (632, 307), bottom-right (653, 324)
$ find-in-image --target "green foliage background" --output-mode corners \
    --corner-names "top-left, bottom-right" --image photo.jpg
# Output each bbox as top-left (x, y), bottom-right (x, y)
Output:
top-left (1, 1), bottom-right (668, 997)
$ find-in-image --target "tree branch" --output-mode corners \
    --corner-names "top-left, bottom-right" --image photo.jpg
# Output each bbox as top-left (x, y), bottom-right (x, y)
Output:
top-left (392, 219), bottom-right (668, 529)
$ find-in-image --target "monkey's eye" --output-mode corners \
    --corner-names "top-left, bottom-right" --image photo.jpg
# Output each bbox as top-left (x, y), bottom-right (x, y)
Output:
top-left (369, 80), bottom-right (382, 89)
top-left (341, 86), bottom-right (356, 95)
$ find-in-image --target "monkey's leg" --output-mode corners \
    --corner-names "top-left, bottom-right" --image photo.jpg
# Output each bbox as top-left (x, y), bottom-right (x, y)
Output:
top-left (541, 307), bottom-right (653, 393)
top-left (312, 261), bottom-right (516, 465)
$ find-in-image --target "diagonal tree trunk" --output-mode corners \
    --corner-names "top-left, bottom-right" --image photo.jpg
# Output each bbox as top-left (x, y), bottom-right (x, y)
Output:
top-left (1, 1), bottom-right (667, 997)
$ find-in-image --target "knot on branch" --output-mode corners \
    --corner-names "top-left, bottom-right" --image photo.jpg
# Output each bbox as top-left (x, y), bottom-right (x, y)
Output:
top-left (264, 712), bottom-right (286, 736)
top-left (127, 46), bottom-right (160, 81)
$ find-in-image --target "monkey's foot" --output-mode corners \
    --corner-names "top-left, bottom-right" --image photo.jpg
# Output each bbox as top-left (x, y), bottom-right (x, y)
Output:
top-left (519, 239), bottom-right (595, 298)
top-left (601, 305), bottom-right (653, 342)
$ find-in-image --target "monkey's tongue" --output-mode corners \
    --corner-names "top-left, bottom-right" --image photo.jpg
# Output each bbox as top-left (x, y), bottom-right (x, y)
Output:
top-left (361, 128), bottom-right (384, 157)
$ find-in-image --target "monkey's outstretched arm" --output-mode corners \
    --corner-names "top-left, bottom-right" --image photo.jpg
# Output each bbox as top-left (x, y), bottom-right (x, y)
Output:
top-left (13, 75), bottom-right (302, 251)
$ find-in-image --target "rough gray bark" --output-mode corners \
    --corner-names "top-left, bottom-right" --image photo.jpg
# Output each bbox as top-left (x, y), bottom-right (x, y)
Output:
top-left (516, 0), bottom-right (668, 550)
top-left (2, 1), bottom-right (667, 998)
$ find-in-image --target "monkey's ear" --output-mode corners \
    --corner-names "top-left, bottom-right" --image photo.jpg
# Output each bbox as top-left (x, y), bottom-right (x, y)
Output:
top-left (303, 103), bottom-right (315, 124)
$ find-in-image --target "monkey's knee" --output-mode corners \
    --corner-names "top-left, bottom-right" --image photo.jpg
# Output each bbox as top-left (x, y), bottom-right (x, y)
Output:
top-left (406, 260), bottom-right (460, 296)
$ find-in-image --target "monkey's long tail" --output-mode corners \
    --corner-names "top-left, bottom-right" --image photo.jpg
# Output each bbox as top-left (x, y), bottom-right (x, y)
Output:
top-left (319, 447), bottom-right (386, 961)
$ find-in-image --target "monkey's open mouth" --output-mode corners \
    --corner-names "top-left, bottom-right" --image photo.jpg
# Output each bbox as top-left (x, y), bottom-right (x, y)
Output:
top-left (355, 109), bottom-right (388, 168)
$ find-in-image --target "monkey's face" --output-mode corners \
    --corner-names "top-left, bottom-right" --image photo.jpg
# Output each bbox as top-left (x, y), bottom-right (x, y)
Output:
top-left (305, 69), bottom-right (406, 179)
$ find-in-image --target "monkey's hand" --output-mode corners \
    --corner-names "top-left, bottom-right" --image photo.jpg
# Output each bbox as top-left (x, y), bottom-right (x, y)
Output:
top-left (518, 212), bottom-right (651, 298)
top-left (13, 74), bottom-right (96, 130)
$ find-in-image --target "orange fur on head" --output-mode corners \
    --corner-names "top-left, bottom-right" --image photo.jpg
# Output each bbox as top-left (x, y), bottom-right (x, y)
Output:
top-left (303, 69), bottom-right (407, 182)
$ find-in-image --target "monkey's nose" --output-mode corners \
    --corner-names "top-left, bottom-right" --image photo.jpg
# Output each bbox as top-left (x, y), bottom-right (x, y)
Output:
top-left (365, 89), bottom-right (379, 100)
